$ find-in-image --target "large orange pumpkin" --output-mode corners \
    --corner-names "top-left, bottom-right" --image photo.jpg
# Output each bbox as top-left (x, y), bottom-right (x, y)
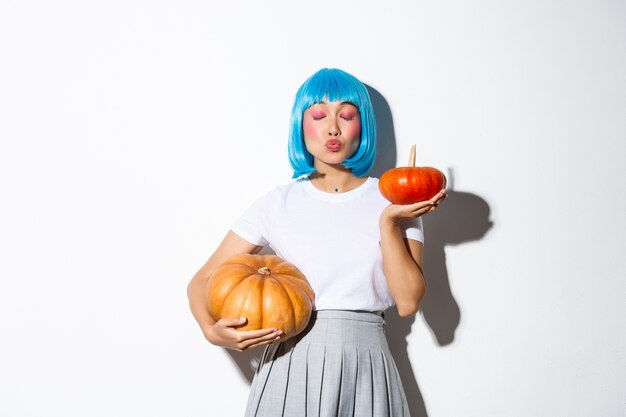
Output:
top-left (206, 254), bottom-right (315, 340)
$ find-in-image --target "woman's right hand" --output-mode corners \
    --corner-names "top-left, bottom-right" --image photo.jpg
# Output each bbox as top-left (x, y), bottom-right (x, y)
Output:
top-left (204, 317), bottom-right (283, 351)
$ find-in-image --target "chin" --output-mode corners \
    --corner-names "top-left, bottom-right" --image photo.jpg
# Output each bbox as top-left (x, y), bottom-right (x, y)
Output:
top-left (322, 157), bottom-right (348, 166)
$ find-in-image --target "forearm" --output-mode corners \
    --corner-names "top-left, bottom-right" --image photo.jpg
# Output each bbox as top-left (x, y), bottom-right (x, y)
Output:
top-left (379, 218), bottom-right (426, 317)
top-left (187, 271), bottom-right (217, 338)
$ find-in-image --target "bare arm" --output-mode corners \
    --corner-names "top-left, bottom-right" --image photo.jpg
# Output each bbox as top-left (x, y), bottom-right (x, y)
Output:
top-left (187, 231), bottom-right (283, 351)
top-left (379, 190), bottom-right (447, 317)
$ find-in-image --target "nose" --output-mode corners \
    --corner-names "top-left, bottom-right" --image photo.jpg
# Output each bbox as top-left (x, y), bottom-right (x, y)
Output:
top-left (328, 121), bottom-right (340, 136)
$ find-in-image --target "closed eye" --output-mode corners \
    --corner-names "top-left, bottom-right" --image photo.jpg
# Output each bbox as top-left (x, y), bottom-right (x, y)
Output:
top-left (310, 110), bottom-right (326, 120)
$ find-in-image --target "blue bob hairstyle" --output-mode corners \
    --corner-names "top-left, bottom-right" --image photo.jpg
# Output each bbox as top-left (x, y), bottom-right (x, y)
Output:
top-left (288, 68), bottom-right (377, 178)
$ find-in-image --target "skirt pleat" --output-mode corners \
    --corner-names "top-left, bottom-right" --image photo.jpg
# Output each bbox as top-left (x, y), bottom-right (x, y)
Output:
top-left (283, 342), bottom-right (309, 415)
top-left (354, 348), bottom-right (373, 417)
top-left (337, 346), bottom-right (358, 416)
top-left (243, 310), bottom-right (410, 417)
top-left (319, 344), bottom-right (343, 416)
top-left (307, 344), bottom-right (326, 417)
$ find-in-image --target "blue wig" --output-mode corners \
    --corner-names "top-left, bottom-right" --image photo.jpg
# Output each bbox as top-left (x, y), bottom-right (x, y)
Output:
top-left (288, 68), bottom-right (377, 178)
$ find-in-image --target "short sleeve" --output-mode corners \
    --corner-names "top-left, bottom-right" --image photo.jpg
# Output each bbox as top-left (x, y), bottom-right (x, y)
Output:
top-left (398, 216), bottom-right (424, 243)
top-left (230, 190), bottom-right (277, 247)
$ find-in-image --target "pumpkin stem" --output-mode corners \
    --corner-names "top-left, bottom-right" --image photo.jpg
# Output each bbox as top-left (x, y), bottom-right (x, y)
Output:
top-left (408, 144), bottom-right (416, 167)
top-left (257, 267), bottom-right (271, 275)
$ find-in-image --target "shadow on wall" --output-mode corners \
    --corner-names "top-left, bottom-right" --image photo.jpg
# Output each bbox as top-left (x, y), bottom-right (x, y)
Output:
top-left (223, 85), bottom-right (493, 417)
top-left (385, 188), bottom-right (493, 416)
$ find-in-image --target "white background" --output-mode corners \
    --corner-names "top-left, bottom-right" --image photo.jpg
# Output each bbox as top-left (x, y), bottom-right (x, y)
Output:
top-left (1, 1), bottom-right (625, 416)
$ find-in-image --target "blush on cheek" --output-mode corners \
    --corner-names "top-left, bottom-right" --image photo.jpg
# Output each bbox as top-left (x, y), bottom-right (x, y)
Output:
top-left (343, 124), bottom-right (361, 138)
top-left (303, 118), bottom-right (318, 137)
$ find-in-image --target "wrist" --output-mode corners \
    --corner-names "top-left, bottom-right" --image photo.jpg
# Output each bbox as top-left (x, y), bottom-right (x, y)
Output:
top-left (379, 214), bottom-right (399, 229)
top-left (202, 323), bottom-right (216, 344)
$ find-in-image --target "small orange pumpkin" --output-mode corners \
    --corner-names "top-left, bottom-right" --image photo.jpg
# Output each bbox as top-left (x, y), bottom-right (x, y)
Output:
top-left (379, 144), bottom-right (446, 205)
top-left (206, 254), bottom-right (315, 340)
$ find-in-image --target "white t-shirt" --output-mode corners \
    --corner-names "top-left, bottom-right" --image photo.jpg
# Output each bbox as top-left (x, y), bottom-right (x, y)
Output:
top-left (231, 177), bottom-right (424, 312)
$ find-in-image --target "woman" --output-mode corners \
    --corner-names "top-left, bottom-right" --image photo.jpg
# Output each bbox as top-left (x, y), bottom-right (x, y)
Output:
top-left (187, 68), bottom-right (446, 416)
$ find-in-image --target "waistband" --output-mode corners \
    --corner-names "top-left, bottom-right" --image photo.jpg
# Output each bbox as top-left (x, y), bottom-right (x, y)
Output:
top-left (310, 309), bottom-right (385, 323)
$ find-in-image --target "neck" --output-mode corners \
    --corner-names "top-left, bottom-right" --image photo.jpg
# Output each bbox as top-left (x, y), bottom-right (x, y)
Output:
top-left (309, 163), bottom-right (367, 193)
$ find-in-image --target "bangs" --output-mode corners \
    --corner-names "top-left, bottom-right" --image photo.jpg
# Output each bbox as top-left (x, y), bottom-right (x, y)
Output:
top-left (299, 69), bottom-right (364, 110)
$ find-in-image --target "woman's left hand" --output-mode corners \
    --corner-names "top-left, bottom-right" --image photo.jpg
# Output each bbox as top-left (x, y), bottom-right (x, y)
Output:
top-left (380, 189), bottom-right (447, 224)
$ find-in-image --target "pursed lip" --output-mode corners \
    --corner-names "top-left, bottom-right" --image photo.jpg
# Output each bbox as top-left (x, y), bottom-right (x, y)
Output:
top-left (325, 139), bottom-right (341, 151)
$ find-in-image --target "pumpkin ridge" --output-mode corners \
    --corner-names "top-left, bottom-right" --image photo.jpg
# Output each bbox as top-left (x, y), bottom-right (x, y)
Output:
top-left (265, 255), bottom-right (287, 272)
top-left (273, 273), bottom-right (313, 333)
top-left (206, 266), bottom-right (254, 319)
top-left (262, 275), bottom-right (295, 334)
top-left (273, 273), bottom-right (315, 302)
top-left (222, 274), bottom-right (263, 329)
top-left (271, 260), bottom-right (306, 279)
top-left (273, 272), bottom-right (306, 286)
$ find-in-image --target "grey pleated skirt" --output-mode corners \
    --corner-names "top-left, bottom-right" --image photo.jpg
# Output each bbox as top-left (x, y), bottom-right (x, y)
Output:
top-left (244, 310), bottom-right (410, 417)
